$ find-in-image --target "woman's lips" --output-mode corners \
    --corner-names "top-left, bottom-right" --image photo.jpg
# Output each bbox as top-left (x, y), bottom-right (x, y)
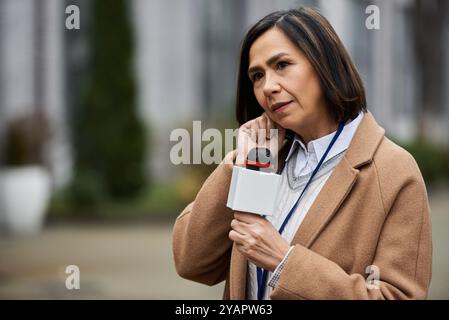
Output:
top-left (273, 101), bottom-right (292, 113)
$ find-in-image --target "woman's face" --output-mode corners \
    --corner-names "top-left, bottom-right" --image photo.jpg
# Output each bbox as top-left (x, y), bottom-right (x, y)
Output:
top-left (248, 27), bottom-right (333, 140)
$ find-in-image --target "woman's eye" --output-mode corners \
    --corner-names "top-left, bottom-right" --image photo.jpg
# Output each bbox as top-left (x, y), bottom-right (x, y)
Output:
top-left (252, 73), bottom-right (263, 82)
top-left (276, 61), bottom-right (289, 70)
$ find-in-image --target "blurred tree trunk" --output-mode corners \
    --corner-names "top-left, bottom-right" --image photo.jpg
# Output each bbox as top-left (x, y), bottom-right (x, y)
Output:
top-left (411, 0), bottom-right (447, 141)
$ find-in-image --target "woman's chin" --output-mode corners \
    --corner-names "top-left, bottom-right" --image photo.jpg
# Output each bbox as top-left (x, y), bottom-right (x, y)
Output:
top-left (275, 117), bottom-right (296, 132)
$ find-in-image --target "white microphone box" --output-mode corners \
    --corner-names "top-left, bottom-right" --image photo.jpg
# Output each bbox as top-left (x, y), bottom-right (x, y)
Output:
top-left (226, 166), bottom-right (281, 216)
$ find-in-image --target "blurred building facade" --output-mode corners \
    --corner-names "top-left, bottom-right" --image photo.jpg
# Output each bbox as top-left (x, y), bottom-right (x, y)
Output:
top-left (0, 0), bottom-right (448, 188)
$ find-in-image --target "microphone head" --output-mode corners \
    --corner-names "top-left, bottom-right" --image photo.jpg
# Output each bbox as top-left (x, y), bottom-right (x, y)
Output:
top-left (245, 148), bottom-right (273, 171)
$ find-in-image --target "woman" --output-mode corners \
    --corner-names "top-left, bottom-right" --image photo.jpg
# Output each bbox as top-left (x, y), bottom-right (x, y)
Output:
top-left (172, 7), bottom-right (432, 300)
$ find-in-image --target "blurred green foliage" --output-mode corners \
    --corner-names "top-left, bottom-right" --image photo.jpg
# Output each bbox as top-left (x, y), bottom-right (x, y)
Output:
top-left (70, 0), bottom-right (147, 204)
top-left (48, 180), bottom-right (184, 221)
top-left (395, 138), bottom-right (449, 187)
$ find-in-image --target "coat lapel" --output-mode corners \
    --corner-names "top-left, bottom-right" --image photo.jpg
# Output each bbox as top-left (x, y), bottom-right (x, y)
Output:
top-left (290, 157), bottom-right (359, 247)
top-left (290, 111), bottom-right (385, 248)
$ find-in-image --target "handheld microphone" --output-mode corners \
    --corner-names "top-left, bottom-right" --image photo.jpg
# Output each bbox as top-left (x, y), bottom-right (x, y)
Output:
top-left (245, 148), bottom-right (273, 172)
top-left (227, 147), bottom-right (281, 216)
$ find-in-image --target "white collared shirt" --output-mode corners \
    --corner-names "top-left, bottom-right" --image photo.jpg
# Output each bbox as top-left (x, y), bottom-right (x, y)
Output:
top-left (246, 112), bottom-right (364, 300)
top-left (286, 112), bottom-right (364, 178)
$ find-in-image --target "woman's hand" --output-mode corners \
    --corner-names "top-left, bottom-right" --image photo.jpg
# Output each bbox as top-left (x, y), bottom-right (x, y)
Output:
top-left (235, 113), bottom-right (286, 168)
top-left (229, 212), bottom-right (290, 272)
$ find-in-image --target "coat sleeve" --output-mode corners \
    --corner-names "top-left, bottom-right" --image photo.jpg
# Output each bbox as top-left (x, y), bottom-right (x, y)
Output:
top-left (270, 161), bottom-right (432, 300)
top-left (172, 150), bottom-right (237, 286)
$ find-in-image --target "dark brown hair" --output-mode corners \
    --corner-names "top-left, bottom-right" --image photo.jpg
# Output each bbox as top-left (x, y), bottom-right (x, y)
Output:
top-left (236, 7), bottom-right (367, 126)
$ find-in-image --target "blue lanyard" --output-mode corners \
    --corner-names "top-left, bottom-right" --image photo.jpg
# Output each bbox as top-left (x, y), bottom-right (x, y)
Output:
top-left (256, 121), bottom-right (345, 300)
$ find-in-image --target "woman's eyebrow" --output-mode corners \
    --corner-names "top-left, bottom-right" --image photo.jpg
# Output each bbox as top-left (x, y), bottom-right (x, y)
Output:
top-left (247, 52), bottom-right (290, 75)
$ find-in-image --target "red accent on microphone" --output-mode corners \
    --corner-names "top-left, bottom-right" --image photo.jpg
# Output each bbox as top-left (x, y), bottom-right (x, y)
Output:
top-left (245, 159), bottom-right (273, 168)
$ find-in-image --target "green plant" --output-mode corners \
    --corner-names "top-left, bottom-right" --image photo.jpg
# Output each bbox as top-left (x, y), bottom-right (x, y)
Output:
top-left (67, 169), bottom-right (109, 207)
top-left (72, 0), bottom-right (147, 203)
top-left (2, 110), bottom-right (51, 167)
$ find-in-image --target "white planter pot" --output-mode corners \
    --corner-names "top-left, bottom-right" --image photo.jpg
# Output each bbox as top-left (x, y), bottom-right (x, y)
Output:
top-left (0, 166), bottom-right (51, 236)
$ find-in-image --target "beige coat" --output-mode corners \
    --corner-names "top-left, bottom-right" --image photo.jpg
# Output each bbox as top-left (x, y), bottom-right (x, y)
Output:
top-left (172, 112), bottom-right (432, 299)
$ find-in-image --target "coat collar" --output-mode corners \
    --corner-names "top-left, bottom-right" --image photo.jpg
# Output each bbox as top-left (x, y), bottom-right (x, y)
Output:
top-left (344, 111), bottom-right (385, 168)
top-left (278, 111), bottom-right (384, 172)
top-left (230, 111), bottom-right (385, 299)
top-left (284, 111), bottom-right (364, 165)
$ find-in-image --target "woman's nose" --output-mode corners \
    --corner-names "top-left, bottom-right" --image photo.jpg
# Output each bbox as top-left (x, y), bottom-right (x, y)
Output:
top-left (262, 74), bottom-right (281, 97)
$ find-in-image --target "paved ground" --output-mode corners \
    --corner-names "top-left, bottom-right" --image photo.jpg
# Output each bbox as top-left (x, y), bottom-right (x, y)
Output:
top-left (0, 189), bottom-right (448, 299)
top-left (0, 222), bottom-right (224, 299)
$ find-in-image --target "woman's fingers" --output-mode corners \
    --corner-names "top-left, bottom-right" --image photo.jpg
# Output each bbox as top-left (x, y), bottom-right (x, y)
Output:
top-left (230, 218), bottom-right (250, 235)
top-left (272, 120), bottom-right (286, 145)
top-left (252, 120), bottom-right (259, 143)
top-left (237, 113), bottom-right (284, 164)
top-left (228, 229), bottom-right (247, 244)
top-left (265, 113), bottom-right (273, 140)
top-left (234, 212), bottom-right (259, 223)
top-left (237, 118), bottom-right (258, 166)
top-left (256, 116), bottom-right (267, 146)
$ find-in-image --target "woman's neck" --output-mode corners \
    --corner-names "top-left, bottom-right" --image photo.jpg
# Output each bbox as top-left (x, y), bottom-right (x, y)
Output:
top-left (294, 115), bottom-right (339, 145)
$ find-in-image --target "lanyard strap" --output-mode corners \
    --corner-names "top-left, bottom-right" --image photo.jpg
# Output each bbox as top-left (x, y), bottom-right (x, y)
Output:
top-left (256, 121), bottom-right (345, 300)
